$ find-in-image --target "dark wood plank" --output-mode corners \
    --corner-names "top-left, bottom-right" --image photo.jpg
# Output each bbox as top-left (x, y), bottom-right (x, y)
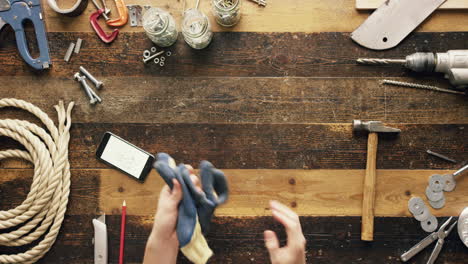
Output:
top-left (1, 123), bottom-right (465, 170)
top-left (1, 32), bottom-right (468, 78)
top-left (0, 169), bottom-right (99, 215)
top-left (2, 216), bottom-right (465, 263)
top-left (0, 77), bottom-right (465, 124)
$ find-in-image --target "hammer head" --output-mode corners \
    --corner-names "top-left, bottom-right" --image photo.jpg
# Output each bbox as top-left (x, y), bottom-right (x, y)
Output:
top-left (353, 120), bottom-right (401, 133)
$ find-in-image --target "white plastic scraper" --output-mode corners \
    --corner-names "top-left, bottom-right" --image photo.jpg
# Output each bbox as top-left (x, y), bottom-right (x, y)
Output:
top-left (351, 0), bottom-right (446, 50)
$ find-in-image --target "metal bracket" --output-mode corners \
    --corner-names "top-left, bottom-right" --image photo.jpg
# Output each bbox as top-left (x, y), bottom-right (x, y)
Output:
top-left (127, 5), bottom-right (142, 27)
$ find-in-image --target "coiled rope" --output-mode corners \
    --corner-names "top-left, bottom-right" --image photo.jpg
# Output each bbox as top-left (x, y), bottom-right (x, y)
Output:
top-left (0, 99), bottom-right (74, 263)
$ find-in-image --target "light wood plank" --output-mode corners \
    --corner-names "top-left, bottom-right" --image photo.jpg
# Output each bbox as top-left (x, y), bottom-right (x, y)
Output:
top-left (357, 0), bottom-right (468, 10)
top-left (99, 169), bottom-right (468, 217)
top-left (40, 0), bottom-right (468, 32)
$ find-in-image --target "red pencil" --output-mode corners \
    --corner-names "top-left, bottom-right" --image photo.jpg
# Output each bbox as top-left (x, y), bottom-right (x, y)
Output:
top-left (119, 200), bottom-right (126, 264)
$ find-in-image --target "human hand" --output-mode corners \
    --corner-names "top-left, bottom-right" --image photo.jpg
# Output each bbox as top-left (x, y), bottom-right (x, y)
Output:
top-left (264, 201), bottom-right (306, 264)
top-left (143, 167), bottom-right (202, 264)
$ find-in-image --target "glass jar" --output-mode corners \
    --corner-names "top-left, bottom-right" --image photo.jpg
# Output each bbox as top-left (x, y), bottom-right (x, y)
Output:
top-left (142, 7), bottom-right (178, 47)
top-left (212, 0), bottom-right (241, 27)
top-left (182, 8), bottom-right (213, 50)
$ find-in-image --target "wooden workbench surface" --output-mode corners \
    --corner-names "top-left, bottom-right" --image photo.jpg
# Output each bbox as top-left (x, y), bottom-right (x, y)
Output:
top-left (0, 0), bottom-right (467, 263)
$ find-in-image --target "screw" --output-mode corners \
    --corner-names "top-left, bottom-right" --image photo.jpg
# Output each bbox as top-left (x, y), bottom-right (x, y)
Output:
top-left (74, 73), bottom-right (97, 104)
top-left (143, 50), bottom-right (164, 63)
top-left (80, 66), bottom-right (103, 89)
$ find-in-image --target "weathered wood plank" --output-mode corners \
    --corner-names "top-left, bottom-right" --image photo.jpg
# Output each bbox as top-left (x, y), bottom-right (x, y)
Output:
top-left (99, 169), bottom-right (468, 217)
top-left (2, 216), bottom-right (465, 263)
top-left (0, 77), bottom-right (466, 124)
top-left (2, 32), bottom-right (468, 78)
top-left (0, 169), bottom-right (99, 215)
top-left (1, 123), bottom-right (466, 169)
top-left (39, 0), bottom-right (468, 32)
top-left (357, 0), bottom-right (468, 9)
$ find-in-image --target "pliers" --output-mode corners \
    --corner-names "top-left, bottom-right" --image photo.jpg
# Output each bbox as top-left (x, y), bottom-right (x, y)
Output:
top-left (401, 217), bottom-right (458, 264)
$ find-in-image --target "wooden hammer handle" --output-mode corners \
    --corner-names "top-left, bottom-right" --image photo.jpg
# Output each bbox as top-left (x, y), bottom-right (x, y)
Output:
top-left (362, 132), bottom-right (378, 241)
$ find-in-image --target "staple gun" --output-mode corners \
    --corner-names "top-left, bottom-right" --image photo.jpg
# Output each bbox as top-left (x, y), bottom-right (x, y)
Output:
top-left (0, 0), bottom-right (51, 70)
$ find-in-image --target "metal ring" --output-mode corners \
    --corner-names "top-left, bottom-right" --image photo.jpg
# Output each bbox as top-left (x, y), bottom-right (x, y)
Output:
top-left (160, 61), bottom-right (165, 67)
top-left (166, 51), bottom-right (172, 56)
top-left (154, 57), bottom-right (160, 64)
top-left (151, 47), bottom-right (157, 53)
top-left (160, 56), bottom-right (166, 62)
top-left (143, 50), bottom-right (151, 58)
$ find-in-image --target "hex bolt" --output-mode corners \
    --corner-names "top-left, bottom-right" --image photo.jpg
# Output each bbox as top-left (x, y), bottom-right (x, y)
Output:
top-left (79, 66), bottom-right (103, 89)
top-left (74, 73), bottom-right (97, 104)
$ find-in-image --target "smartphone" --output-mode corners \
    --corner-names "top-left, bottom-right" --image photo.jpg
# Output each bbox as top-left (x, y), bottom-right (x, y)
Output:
top-left (96, 132), bottom-right (155, 182)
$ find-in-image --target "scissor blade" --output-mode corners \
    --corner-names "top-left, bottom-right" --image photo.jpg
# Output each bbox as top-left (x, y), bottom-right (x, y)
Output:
top-left (351, 0), bottom-right (446, 50)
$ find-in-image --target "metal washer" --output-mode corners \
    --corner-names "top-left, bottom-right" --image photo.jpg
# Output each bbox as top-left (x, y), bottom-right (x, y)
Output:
top-left (429, 195), bottom-right (446, 209)
top-left (408, 197), bottom-right (425, 215)
top-left (428, 174), bottom-right (445, 192)
top-left (414, 206), bottom-right (431, 222)
top-left (421, 215), bottom-right (438, 233)
top-left (442, 174), bottom-right (456, 192)
top-left (425, 186), bottom-right (444, 202)
top-left (151, 47), bottom-right (157, 53)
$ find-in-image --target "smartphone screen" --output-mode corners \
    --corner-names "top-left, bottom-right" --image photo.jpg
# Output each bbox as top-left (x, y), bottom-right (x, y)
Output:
top-left (96, 132), bottom-right (154, 181)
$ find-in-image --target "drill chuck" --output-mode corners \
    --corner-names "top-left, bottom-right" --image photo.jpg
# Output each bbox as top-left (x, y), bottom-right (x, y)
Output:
top-left (404, 52), bottom-right (436, 72)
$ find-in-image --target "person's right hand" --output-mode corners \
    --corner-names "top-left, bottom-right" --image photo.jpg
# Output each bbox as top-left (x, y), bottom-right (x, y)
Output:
top-left (264, 200), bottom-right (306, 264)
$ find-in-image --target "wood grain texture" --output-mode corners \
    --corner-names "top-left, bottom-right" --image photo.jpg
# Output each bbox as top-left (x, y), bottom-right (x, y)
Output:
top-left (39, 0), bottom-right (468, 32)
top-left (2, 32), bottom-right (468, 78)
top-left (357, 0), bottom-right (468, 9)
top-left (2, 216), bottom-right (466, 263)
top-left (98, 168), bottom-right (468, 217)
top-left (1, 123), bottom-right (466, 170)
top-left (361, 133), bottom-right (378, 241)
top-left (0, 77), bottom-right (465, 124)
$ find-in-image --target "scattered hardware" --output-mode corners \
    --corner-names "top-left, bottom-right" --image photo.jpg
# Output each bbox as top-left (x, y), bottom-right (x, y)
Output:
top-left (91, 0), bottom-right (119, 43)
top-left (426, 150), bottom-right (458, 163)
top-left (143, 48), bottom-right (168, 66)
top-left (127, 5), bottom-right (142, 26)
top-left (381, 80), bottom-right (466, 96)
top-left (74, 72), bottom-right (102, 104)
top-left (353, 120), bottom-right (401, 241)
top-left (106, 0), bottom-right (129, 27)
top-left (64, 42), bottom-right (76, 62)
top-left (143, 7), bottom-right (178, 47)
top-left (425, 164), bottom-right (468, 208)
top-left (0, 99), bottom-right (74, 263)
top-left (47, 0), bottom-right (88, 16)
top-left (74, 38), bottom-right (83, 54)
top-left (212, 0), bottom-right (242, 27)
top-left (182, 8), bottom-right (213, 49)
top-left (408, 197), bottom-right (438, 231)
top-left (401, 217), bottom-right (457, 263)
top-left (351, 0), bottom-right (446, 50)
top-left (358, 50), bottom-right (468, 89)
top-left (459, 207), bottom-right (468, 248)
top-left (93, 214), bottom-right (108, 264)
top-left (154, 153), bottom-right (229, 264)
top-left (80, 66), bottom-right (103, 88)
top-left (0, 0), bottom-right (51, 70)
top-left (248, 0), bottom-right (266, 6)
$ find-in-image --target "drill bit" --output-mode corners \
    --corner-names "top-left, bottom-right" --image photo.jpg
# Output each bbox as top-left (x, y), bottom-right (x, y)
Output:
top-left (382, 80), bottom-right (465, 95)
top-left (357, 58), bottom-right (406, 65)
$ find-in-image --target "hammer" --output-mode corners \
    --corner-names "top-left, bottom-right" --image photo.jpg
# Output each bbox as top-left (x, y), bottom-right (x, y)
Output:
top-left (353, 120), bottom-right (401, 241)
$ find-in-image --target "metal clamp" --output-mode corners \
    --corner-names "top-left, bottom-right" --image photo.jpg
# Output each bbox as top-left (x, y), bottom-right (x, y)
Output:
top-left (90, 9), bottom-right (119, 43)
top-left (106, 0), bottom-right (128, 27)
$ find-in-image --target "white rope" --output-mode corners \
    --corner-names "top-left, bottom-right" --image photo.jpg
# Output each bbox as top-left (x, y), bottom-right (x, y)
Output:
top-left (0, 99), bottom-right (74, 264)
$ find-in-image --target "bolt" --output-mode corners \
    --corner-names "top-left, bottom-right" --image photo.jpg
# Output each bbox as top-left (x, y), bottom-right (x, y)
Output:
top-left (74, 73), bottom-right (97, 104)
top-left (80, 66), bottom-right (103, 89)
top-left (143, 50), bottom-right (164, 63)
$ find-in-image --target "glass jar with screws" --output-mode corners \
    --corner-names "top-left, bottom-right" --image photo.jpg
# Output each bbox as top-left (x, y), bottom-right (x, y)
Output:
top-left (142, 7), bottom-right (178, 47)
top-left (212, 0), bottom-right (241, 27)
top-left (182, 8), bottom-right (213, 49)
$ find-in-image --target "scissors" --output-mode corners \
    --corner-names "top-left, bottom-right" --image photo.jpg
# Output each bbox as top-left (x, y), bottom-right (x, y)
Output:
top-left (401, 217), bottom-right (457, 264)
